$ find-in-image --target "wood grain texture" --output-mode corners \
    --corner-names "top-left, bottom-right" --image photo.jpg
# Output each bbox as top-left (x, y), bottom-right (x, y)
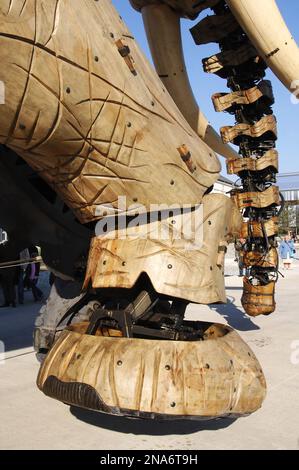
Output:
top-left (227, 150), bottom-right (278, 175)
top-left (240, 217), bottom-right (279, 239)
top-left (231, 186), bottom-right (280, 210)
top-left (0, 0), bottom-right (221, 224)
top-left (203, 43), bottom-right (258, 75)
top-left (221, 116), bottom-right (277, 145)
top-left (242, 279), bottom-right (276, 317)
top-left (213, 80), bottom-right (274, 113)
top-left (84, 194), bottom-right (242, 304)
top-left (243, 247), bottom-right (278, 269)
top-left (37, 322), bottom-right (267, 417)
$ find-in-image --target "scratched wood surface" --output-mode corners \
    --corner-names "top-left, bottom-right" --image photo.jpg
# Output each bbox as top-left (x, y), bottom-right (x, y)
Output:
top-left (0, 0), bottom-right (221, 224)
top-left (37, 322), bottom-right (267, 417)
top-left (84, 194), bottom-right (242, 305)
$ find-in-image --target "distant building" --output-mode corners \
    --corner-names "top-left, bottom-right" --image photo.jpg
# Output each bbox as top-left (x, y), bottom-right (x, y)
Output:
top-left (214, 175), bottom-right (234, 196)
top-left (276, 173), bottom-right (299, 235)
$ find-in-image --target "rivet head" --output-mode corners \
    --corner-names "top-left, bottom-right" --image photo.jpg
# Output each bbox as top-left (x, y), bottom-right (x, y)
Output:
top-left (94, 56), bottom-right (99, 62)
top-left (122, 261), bottom-right (126, 266)
top-left (103, 260), bottom-right (107, 265)
top-left (66, 87), bottom-right (71, 94)
top-left (127, 122), bottom-right (132, 127)
top-left (168, 264), bottom-right (173, 269)
top-left (170, 402), bottom-right (176, 408)
top-left (205, 363), bottom-right (210, 369)
top-left (117, 360), bottom-right (122, 366)
top-left (165, 365), bottom-right (171, 371)
top-left (170, 180), bottom-right (175, 186)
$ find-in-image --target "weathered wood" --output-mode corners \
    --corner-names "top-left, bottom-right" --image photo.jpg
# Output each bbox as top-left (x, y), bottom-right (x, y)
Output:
top-left (240, 217), bottom-right (279, 239)
top-left (203, 43), bottom-right (259, 75)
top-left (213, 81), bottom-right (274, 113)
top-left (231, 186), bottom-right (280, 210)
top-left (227, 150), bottom-right (279, 175)
top-left (243, 247), bottom-right (278, 269)
top-left (0, 0), bottom-right (221, 224)
top-left (221, 116), bottom-right (277, 145)
top-left (84, 194), bottom-right (242, 305)
top-left (37, 322), bottom-right (267, 418)
top-left (242, 278), bottom-right (276, 317)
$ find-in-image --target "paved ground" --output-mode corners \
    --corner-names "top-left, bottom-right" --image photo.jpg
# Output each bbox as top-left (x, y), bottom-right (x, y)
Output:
top-left (0, 258), bottom-right (299, 450)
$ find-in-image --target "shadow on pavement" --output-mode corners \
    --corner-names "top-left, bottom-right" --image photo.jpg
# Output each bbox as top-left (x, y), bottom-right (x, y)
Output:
top-left (210, 297), bottom-right (260, 332)
top-left (70, 406), bottom-right (237, 435)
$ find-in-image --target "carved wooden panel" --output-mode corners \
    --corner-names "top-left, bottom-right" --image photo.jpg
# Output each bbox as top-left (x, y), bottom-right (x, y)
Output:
top-left (227, 150), bottom-right (279, 175)
top-left (37, 323), bottom-right (266, 417)
top-left (240, 217), bottom-right (279, 239)
top-left (242, 278), bottom-right (276, 317)
top-left (203, 43), bottom-right (258, 75)
top-left (221, 116), bottom-right (277, 145)
top-left (231, 186), bottom-right (280, 210)
top-left (0, 0), bottom-right (220, 224)
top-left (213, 80), bottom-right (274, 113)
top-left (84, 194), bottom-right (242, 304)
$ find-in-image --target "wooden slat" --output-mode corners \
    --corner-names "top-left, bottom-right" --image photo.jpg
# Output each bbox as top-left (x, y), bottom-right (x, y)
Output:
top-left (84, 194), bottom-right (242, 305)
top-left (231, 186), bottom-right (280, 210)
top-left (221, 115), bottom-right (277, 145)
top-left (37, 323), bottom-right (266, 417)
top-left (227, 150), bottom-right (279, 175)
top-left (212, 80), bottom-right (274, 113)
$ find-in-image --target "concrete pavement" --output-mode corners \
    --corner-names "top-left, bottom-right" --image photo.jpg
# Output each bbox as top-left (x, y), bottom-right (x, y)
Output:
top-left (0, 261), bottom-right (299, 450)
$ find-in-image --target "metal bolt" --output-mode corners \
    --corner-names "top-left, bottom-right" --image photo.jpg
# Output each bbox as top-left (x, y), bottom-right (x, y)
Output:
top-left (117, 360), bottom-right (122, 366)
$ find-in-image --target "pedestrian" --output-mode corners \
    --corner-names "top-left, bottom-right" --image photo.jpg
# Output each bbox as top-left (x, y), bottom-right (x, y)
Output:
top-left (279, 236), bottom-right (295, 270)
top-left (25, 249), bottom-right (44, 302)
top-left (17, 248), bottom-right (30, 305)
top-left (235, 238), bottom-right (247, 277)
top-left (0, 266), bottom-right (17, 308)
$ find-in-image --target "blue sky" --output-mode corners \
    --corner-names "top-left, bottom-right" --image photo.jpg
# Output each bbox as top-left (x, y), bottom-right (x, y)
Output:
top-left (112, 0), bottom-right (299, 176)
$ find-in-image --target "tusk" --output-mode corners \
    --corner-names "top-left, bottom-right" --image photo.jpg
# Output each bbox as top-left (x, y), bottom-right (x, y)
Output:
top-left (227, 0), bottom-right (299, 95)
top-left (141, 3), bottom-right (239, 160)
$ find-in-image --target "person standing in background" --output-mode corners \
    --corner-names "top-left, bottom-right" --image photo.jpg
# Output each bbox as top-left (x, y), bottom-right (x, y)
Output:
top-left (25, 248), bottom-right (43, 302)
top-left (235, 238), bottom-right (247, 277)
top-left (17, 248), bottom-right (30, 305)
top-left (279, 236), bottom-right (294, 270)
